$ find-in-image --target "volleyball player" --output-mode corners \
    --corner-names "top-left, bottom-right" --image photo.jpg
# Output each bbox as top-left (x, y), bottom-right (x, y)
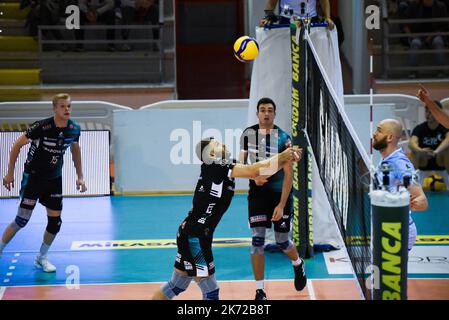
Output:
top-left (152, 138), bottom-right (302, 300)
top-left (373, 119), bottom-right (428, 250)
top-left (0, 93), bottom-right (87, 272)
top-left (240, 97), bottom-right (306, 300)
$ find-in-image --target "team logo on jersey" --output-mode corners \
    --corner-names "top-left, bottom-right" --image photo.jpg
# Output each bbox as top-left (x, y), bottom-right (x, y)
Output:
top-left (198, 185), bottom-right (205, 192)
top-left (280, 222), bottom-right (287, 229)
top-left (183, 261), bottom-right (193, 270)
top-left (198, 217), bottom-right (206, 224)
top-left (210, 182), bottom-right (223, 198)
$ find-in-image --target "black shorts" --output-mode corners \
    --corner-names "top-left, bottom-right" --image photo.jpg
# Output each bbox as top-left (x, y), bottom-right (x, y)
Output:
top-left (19, 173), bottom-right (63, 211)
top-left (174, 228), bottom-right (215, 277)
top-left (248, 192), bottom-right (292, 232)
top-left (419, 157), bottom-right (445, 171)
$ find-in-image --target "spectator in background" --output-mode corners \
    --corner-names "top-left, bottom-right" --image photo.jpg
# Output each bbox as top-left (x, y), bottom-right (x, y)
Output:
top-left (39, 0), bottom-right (65, 50)
top-left (402, 0), bottom-right (449, 78)
top-left (75, 0), bottom-right (116, 51)
top-left (417, 84), bottom-right (449, 129)
top-left (260, 0), bottom-right (335, 30)
top-left (118, 0), bottom-right (160, 52)
top-left (409, 100), bottom-right (449, 185)
top-left (21, 1), bottom-right (75, 50)
top-left (20, 0), bottom-right (39, 37)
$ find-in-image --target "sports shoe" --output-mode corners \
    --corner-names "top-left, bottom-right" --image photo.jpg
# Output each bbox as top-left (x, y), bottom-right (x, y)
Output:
top-left (34, 255), bottom-right (56, 273)
top-left (255, 289), bottom-right (267, 300)
top-left (293, 259), bottom-right (307, 291)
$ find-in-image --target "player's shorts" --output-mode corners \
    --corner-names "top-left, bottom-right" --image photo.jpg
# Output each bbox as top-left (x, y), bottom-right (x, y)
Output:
top-left (19, 173), bottom-right (63, 211)
top-left (248, 192), bottom-right (292, 232)
top-left (418, 157), bottom-right (445, 171)
top-left (174, 228), bottom-right (215, 277)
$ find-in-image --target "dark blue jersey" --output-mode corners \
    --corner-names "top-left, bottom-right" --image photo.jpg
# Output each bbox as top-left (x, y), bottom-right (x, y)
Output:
top-left (240, 124), bottom-right (292, 194)
top-left (24, 117), bottom-right (81, 179)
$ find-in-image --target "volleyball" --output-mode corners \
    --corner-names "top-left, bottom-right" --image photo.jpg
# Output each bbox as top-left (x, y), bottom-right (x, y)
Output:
top-left (233, 36), bottom-right (259, 62)
top-left (423, 174), bottom-right (446, 192)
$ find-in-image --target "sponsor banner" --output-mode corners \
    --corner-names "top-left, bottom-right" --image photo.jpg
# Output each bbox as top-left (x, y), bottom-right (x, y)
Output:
top-left (324, 245), bottom-right (449, 275)
top-left (71, 238), bottom-right (252, 251)
top-left (408, 246), bottom-right (449, 274)
top-left (346, 235), bottom-right (449, 246)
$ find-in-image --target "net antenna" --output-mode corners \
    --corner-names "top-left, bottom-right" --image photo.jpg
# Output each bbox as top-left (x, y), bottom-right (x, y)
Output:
top-left (368, 38), bottom-right (375, 193)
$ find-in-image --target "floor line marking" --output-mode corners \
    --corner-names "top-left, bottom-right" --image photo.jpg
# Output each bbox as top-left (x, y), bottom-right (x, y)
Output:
top-left (307, 279), bottom-right (316, 300)
top-left (0, 286), bottom-right (6, 300)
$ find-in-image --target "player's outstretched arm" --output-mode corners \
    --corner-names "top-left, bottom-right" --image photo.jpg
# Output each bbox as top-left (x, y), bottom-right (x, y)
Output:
top-left (70, 142), bottom-right (87, 193)
top-left (231, 147), bottom-right (302, 179)
top-left (417, 85), bottom-right (449, 129)
top-left (2, 134), bottom-right (29, 191)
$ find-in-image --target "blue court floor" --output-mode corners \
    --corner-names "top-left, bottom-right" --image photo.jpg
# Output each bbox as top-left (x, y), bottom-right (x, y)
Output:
top-left (0, 192), bottom-right (448, 299)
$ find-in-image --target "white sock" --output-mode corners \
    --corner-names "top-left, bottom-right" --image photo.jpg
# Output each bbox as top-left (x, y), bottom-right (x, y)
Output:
top-left (256, 280), bottom-right (264, 290)
top-left (0, 242), bottom-right (6, 254)
top-left (39, 243), bottom-right (51, 256)
top-left (292, 257), bottom-right (302, 267)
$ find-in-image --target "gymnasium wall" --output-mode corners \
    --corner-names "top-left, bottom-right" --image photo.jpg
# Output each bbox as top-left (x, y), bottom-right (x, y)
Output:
top-left (113, 105), bottom-right (250, 193)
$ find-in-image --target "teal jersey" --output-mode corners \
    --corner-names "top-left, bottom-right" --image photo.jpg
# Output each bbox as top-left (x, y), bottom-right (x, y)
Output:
top-left (240, 124), bottom-right (292, 194)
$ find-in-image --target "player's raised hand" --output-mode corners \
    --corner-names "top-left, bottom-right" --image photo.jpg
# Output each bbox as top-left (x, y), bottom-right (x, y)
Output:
top-left (2, 174), bottom-right (14, 191)
top-left (417, 84), bottom-right (431, 103)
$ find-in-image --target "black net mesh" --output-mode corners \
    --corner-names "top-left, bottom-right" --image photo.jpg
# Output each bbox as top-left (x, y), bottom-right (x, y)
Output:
top-left (305, 41), bottom-right (372, 299)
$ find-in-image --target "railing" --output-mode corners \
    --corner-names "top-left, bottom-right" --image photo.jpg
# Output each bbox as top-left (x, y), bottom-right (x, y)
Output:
top-left (37, 24), bottom-right (165, 83)
top-left (344, 93), bottom-right (424, 137)
top-left (380, 0), bottom-right (449, 78)
top-left (0, 101), bottom-right (132, 132)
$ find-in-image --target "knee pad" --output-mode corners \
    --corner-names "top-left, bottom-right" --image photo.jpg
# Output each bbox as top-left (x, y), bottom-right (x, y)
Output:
top-left (46, 216), bottom-right (62, 235)
top-left (251, 227), bottom-right (266, 255)
top-left (195, 275), bottom-right (219, 300)
top-left (275, 232), bottom-right (293, 251)
top-left (161, 271), bottom-right (192, 300)
top-left (12, 207), bottom-right (33, 230)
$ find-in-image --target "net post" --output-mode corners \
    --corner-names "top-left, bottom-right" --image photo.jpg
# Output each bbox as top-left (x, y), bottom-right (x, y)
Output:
top-left (370, 189), bottom-right (410, 300)
top-left (290, 21), bottom-right (314, 259)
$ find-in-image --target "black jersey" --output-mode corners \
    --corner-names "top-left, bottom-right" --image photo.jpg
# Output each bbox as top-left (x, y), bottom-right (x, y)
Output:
top-left (24, 117), bottom-right (81, 179)
top-left (411, 122), bottom-right (449, 150)
top-left (182, 159), bottom-right (236, 238)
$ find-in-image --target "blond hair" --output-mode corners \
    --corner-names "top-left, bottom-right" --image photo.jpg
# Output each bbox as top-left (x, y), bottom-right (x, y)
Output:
top-left (52, 93), bottom-right (71, 107)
